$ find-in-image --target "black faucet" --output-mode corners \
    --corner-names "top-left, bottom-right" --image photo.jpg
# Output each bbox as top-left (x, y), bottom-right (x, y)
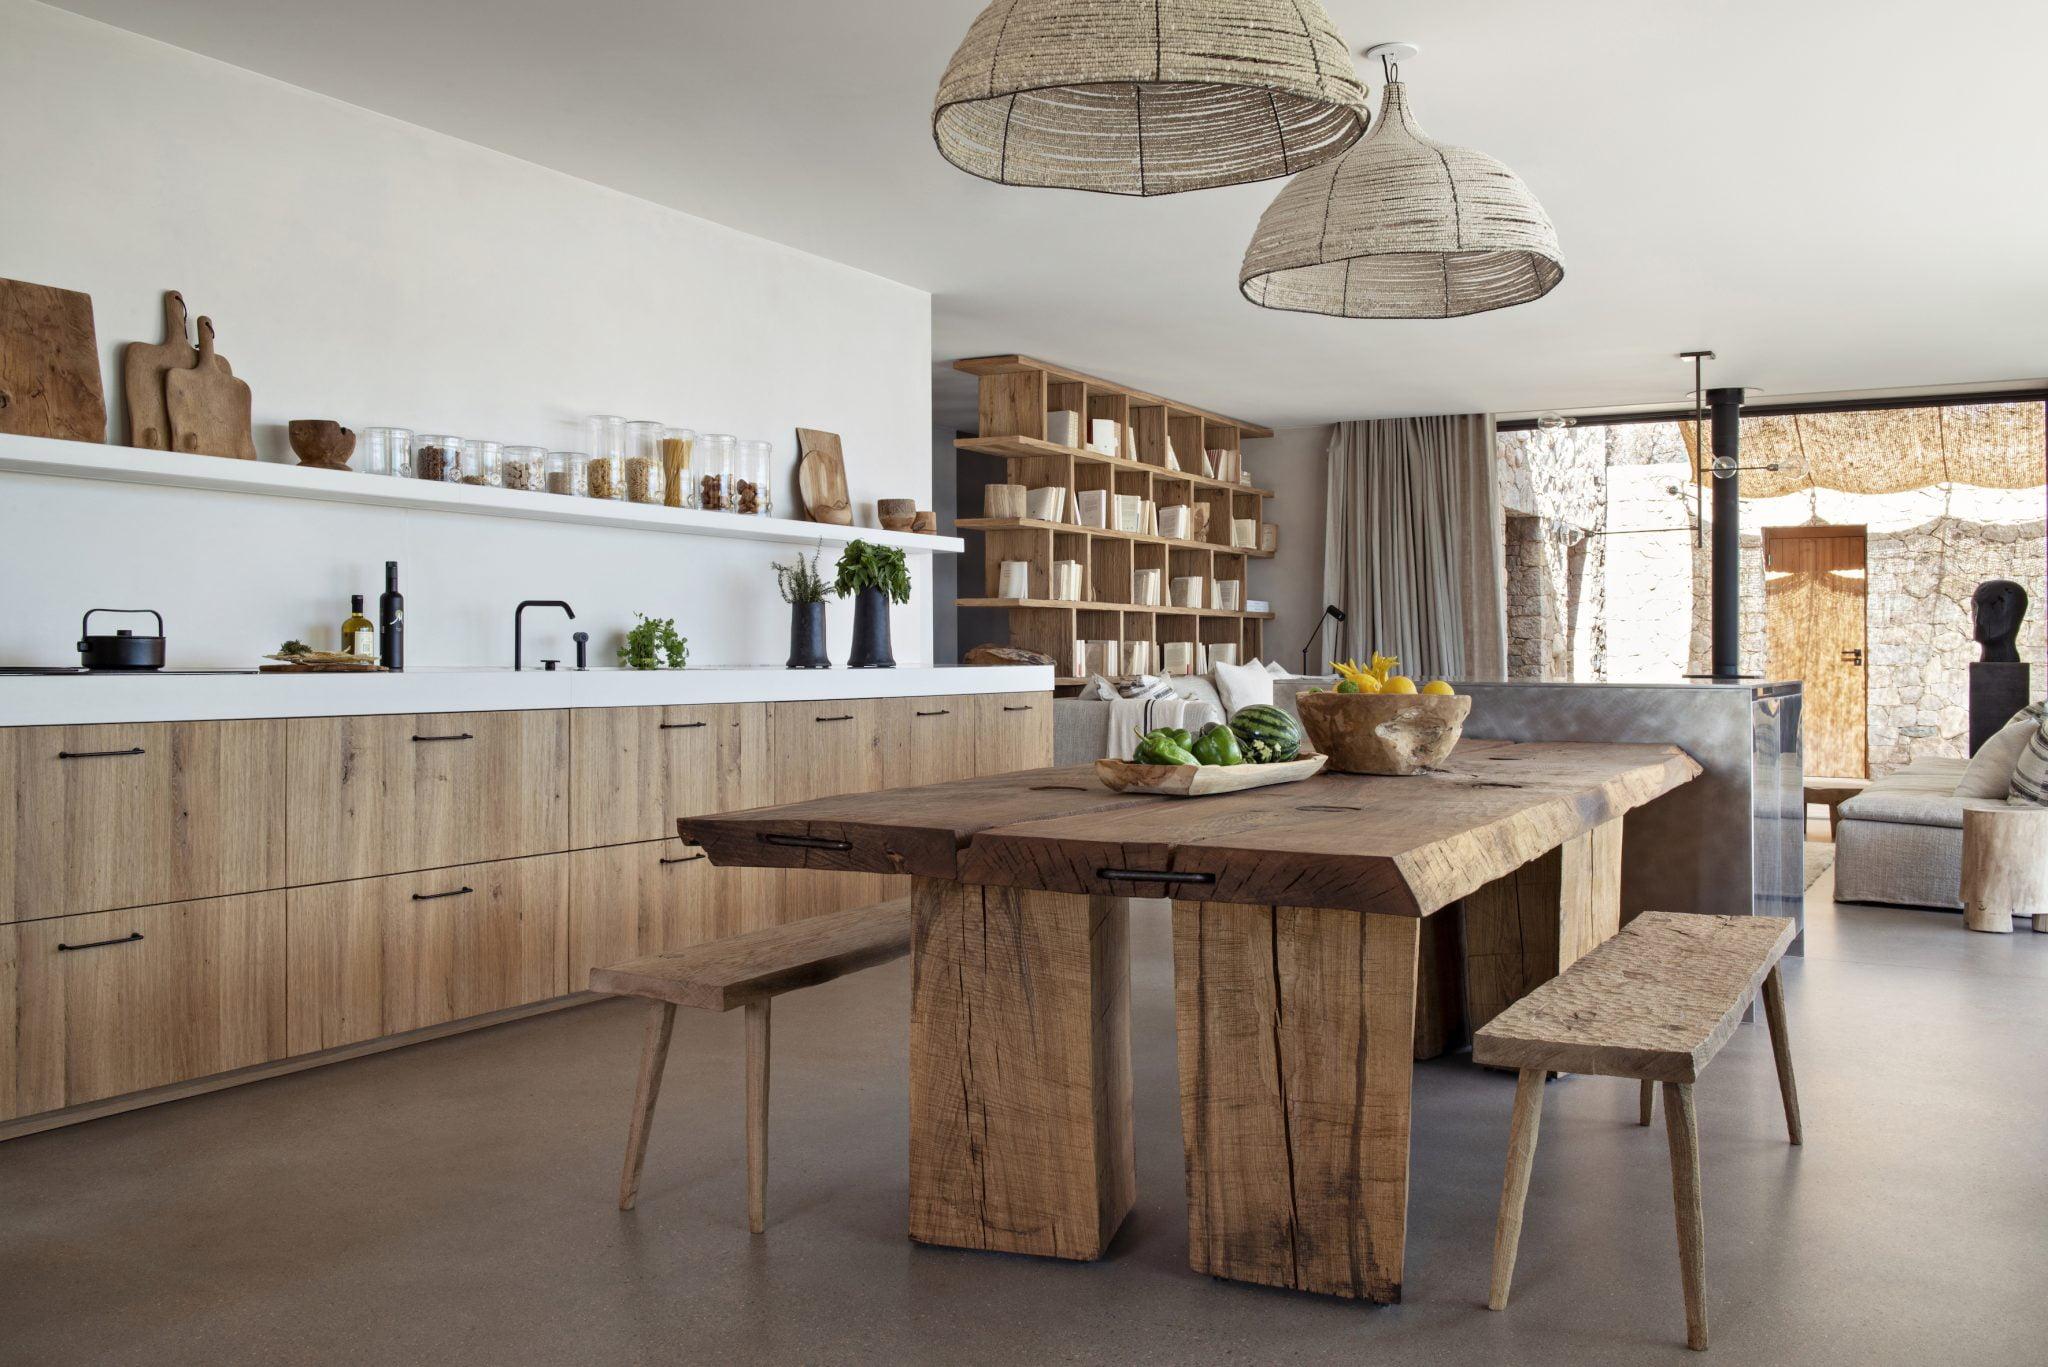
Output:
top-left (572, 631), bottom-right (590, 671)
top-left (514, 600), bottom-right (575, 671)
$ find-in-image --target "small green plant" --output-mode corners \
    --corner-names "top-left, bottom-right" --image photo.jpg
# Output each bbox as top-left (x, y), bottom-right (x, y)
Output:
top-left (618, 614), bottom-right (689, 670)
top-left (773, 544), bottom-right (829, 605)
top-left (833, 539), bottom-right (912, 605)
top-left (278, 639), bottom-right (311, 656)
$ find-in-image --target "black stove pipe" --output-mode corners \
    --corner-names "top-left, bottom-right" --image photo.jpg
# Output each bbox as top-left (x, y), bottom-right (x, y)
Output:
top-left (1708, 386), bottom-right (1745, 679)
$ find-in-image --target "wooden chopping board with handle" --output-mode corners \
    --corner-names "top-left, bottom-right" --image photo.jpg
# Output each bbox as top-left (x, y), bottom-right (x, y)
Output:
top-left (123, 290), bottom-right (197, 449)
top-left (0, 276), bottom-right (107, 442)
top-left (796, 427), bottom-right (852, 525)
top-left (166, 316), bottom-right (257, 460)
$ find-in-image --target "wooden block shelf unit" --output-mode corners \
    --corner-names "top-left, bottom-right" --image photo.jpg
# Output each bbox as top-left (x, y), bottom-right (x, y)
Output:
top-left (953, 355), bottom-right (1275, 686)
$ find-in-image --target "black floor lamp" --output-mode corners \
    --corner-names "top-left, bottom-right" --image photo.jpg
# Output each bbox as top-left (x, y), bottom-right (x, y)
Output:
top-left (1300, 604), bottom-right (1345, 675)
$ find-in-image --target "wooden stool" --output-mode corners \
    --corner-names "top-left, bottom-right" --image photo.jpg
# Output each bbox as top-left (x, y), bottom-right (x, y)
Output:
top-left (1475, 912), bottom-right (1803, 1352)
top-left (1961, 804), bottom-right (2048, 934)
top-left (589, 898), bottom-right (912, 1229)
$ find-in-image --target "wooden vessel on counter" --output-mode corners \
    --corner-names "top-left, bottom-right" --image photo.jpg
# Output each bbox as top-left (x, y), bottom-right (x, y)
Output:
top-left (1297, 690), bottom-right (1472, 775)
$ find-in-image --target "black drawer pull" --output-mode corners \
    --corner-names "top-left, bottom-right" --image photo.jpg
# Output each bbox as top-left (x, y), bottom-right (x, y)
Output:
top-left (916, 708), bottom-right (951, 717)
top-left (814, 714), bottom-right (854, 723)
top-left (57, 931), bottom-right (144, 952)
top-left (57, 747), bottom-right (146, 760)
top-left (659, 721), bottom-right (707, 730)
top-left (1096, 868), bottom-right (1214, 886)
top-left (759, 832), bottom-right (854, 852)
top-left (660, 852), bottom-right (707, 866)
top-left (411, 885), bottom-right (474, 901)
top-left (1002, 704), bottom-right (1033, 713)
top-left (412, 733), bottom-right (475, 743)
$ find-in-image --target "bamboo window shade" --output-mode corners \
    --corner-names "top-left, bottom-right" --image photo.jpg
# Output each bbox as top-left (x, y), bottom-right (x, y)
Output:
top-left (1240, 79), bottom-right (1564, 318)
top-left (932, 0), bottom-right (1370, 196)
top-left (1676, 403), bottom-right (2048, 498)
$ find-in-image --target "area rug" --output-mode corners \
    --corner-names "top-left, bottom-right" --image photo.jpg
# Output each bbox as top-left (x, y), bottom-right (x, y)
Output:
top-left (1804, 841), bottom-right (1836, 889)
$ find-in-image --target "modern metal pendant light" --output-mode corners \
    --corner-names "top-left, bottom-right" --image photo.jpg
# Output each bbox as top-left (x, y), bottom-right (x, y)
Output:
top-left (1240, 44), bottom-right (1563, 317)
top-left (932, 0), bottom-right (1371, 196)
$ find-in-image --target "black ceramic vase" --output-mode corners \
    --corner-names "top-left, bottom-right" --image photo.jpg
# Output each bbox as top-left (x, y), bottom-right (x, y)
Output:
top-left (846, 587), bottom-right (896, 669)
top-left (787, 601), bottom-right (830, 669)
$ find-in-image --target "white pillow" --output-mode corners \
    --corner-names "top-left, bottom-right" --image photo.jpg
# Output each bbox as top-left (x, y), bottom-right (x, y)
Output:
top-left (1211, 657), bottom-right (1275, 715)
top-left (1956, 716), bottom-right (2040, 799)
top-left (2011, 713), bottom-right (2048, 808)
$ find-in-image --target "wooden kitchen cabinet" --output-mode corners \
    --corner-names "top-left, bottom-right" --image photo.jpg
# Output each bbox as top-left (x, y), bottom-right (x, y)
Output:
top-left (286, 854), bottom-right (567, 1054)
top-left (285, 710), bottom-right (569, 885)
top-left (0, 892), bottom-right (288, 1121)
top-left (772, 698), bottom-right (892, 919)
top-left (884, 695), bottom-right (979, 789)
top-left (567, 839), bottom-right (719, 985)
top-left (0, 720), bottom-right (286, 924)
top-left (570, 703), bottom-right (772, 847)
top-left (975, 693), bottom-right (1054, 774)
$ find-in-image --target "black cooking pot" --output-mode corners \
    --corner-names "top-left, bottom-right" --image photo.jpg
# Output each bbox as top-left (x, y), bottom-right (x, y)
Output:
top-left (78, 609), bottom-right (166, 671)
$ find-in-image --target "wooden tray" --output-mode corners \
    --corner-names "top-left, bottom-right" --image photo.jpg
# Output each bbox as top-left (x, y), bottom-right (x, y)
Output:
top-left (1095, 750), bottom-right (1326, 797)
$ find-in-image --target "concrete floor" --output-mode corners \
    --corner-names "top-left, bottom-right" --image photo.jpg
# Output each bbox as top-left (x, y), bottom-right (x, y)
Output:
top-left (4, 872), bottom-right (2044, 1366)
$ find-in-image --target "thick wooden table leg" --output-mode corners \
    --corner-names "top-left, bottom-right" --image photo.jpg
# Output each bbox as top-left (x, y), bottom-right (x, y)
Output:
top-left (1173, 900), bottom-right (1421, 1303)
top-left (1462, 817), bottom-right (1624, 1034)
top-left (907, 876), bottom-right (1134, 1260)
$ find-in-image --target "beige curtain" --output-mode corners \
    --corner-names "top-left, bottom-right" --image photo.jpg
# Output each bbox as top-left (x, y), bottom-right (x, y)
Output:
top-left (1321, 415), bottom-right (1507, 681)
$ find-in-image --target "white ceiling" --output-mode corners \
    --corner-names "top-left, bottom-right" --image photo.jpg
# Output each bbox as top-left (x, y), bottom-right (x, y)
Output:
top-left (49, 0), bottom-right (2048, 430)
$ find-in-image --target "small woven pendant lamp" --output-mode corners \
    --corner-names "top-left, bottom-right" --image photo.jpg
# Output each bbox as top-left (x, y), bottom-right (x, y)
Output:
top-left (1240, 52), bottom-right (1563, 317)
top-left (932, 0), bottom-right (1370, 196)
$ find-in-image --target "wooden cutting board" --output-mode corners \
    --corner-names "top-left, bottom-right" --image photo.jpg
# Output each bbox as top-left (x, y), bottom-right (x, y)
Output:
top-left (165, 317), bottom-right (257, 460)
top-left (796, 427), bottom-right (852, 525)
top-left (122, 290), bottom-right (198, 449)
top-left (0, 277), bottom-right (106, 442)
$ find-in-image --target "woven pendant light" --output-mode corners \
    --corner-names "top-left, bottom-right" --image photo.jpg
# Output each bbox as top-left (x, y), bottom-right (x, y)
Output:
top-left (1239, 75), bottom-right (1564, 317)
top-left (932, 0), bottom-right (1370, 196)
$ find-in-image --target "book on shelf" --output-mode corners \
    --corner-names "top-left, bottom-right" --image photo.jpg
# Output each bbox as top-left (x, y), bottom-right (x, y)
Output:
top-left (1230, 517), bottom-right (1258, 548)
top-left (1162, 641), bottom-right (1202, 677)
top-left (1089, 418), bottom-right (1122, 457)
top-left (1157, 505), bottom-right (1192, 539)
top-left (1211, 580), bottom-right (1241, 611)
top-left (1024, 485), bottom-right (1065, 521)
top-left (1112, 494), bottom-right (1145, 534)
top-left (1208, 643), bottom-right (1239, 667)
top-left (1132, 568), bottom-right (1162, 606)
top-left (1123, 640), bottom-right (1154, 675)
top-left (1075, 489), bottom-right (1107, 528)
top-left (1047, 410), bottom-right (1081, 447)
top-left (1082, 639), bottom-right (1119, 677)
top-left (997, 560), bottom-right (1032, 599)
top-left (1051, 560), bottom-right (1084, 601)
top-left (1170, 575), bottom-right (1205, 608)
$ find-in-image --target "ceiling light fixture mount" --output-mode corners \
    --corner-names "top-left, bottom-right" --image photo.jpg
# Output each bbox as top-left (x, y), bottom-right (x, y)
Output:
top-left (931, 0), bottom-right (1372, 197)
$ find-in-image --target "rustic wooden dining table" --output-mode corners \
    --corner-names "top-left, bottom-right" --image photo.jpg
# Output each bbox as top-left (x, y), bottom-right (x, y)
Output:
top-left (678, 738), bottom-right (1699, 1304)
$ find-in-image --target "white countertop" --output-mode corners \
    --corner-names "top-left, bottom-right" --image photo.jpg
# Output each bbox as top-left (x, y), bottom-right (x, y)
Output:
top-left (0, 665), bottom-right (1054, 728)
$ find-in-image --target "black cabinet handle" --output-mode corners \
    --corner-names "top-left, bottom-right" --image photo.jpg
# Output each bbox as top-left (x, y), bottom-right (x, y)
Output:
top-left (659, 721), bottom-right (707, 730)
top-left (57, 931), bottom-right (144, 952)
top-left (759, 832), bottom-right (853, 852)
top-left (1096, 868), bottom-right (1214, 886)
top-left (660, 852), bottom-right (707, 866)
top-left (411, 885), bottom-right (474, 901)
top-left (815, 714), bottom-right (853, 723)
top-left (57, 747), bottom-right (145, 760)
top-left (412, 733), bottom-right (474, 743)
top-left (1002, 704), bottom-right (1033, 713)
top-left (915, 709), bottom-right (951, 717)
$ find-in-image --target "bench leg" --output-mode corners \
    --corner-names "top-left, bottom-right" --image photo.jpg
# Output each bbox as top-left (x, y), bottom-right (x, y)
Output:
top-left (620, 1001), bottom-right (678, 1212)
top-left (1639, 1079), bottom-right (1656, 1127)
top-left (1488, 1067), bottom-right (1546, 1311)
top-left (1662, 1082), bottom-right (1709, 1351)
top-left (1759, 966), bottom-right (1803, 1146)
top-left (746, 999), bottom-right (771, 1234)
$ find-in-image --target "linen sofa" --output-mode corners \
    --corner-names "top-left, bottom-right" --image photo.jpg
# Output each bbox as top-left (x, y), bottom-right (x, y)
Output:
top-left (1832, 758), bottom-right (1978, 910)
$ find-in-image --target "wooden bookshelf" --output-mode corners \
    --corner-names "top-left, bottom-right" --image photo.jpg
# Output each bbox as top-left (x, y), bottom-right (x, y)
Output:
top-left (951, 355), bottom-right (1278, 686)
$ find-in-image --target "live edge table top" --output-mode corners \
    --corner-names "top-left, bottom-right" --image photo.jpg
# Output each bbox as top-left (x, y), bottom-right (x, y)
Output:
top-left (679, 739), bottom-right (1700, 917)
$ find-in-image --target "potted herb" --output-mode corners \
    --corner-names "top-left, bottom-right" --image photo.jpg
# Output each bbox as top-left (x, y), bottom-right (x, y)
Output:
top-left (617, 613), bottom-right (689, 670)
top-left (774, 544), bottom-right (831, 669)
top-left (834, 539), bottom-right (911, 669)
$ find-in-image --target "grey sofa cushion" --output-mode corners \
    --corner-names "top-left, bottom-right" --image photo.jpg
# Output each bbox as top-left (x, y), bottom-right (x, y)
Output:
top-left (1837, 758), bottom-right (1970, 830)
top-left (1834, 816), bottom-right (1964, 910)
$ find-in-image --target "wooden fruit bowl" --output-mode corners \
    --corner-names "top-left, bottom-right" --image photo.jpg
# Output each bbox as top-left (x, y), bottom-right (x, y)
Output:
top-left (1095, 750), bottom-right (1327, 797)
top-left (1296, 691), bottom-right (1471, 776)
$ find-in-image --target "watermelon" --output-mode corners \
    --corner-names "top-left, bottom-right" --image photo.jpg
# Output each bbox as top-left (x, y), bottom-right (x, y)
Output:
top-left (1228, 703), bottom-right (1302, 763)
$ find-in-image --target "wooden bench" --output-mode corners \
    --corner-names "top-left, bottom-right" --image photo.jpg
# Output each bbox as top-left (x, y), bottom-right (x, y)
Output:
top-left (589, 897), bottom-right (913, 1228)
top-left (1474, 912), bottom-right (1802, 1352)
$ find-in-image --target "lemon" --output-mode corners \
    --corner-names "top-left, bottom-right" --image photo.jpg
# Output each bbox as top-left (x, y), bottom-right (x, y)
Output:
top-left (1421, 680), bottom-right (1455, 696)
top-left (1383, 675), bottom-right (1418, 694)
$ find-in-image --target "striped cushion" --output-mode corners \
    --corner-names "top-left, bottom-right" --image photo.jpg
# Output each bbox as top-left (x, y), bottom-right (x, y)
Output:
top-left (2011, 711), bottom-right (2048, 808)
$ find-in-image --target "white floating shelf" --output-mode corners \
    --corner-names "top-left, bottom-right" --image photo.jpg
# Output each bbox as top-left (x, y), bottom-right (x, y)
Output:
top-left (0, 434), bottom-right (964, 554)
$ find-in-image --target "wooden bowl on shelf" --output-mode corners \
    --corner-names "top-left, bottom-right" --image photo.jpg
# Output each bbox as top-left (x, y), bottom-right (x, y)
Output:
top-left (878, 498), bottom-right (917, 531)
top-left (288, 419), bottom-right (356, 470)
top-left (1296, 691), bottom-right (1471, 776)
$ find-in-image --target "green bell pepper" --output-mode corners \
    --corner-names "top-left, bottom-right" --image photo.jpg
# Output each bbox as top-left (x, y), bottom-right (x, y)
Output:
top-left (1133, 731), bottom-right (1199, 766)
top-left (1190, 722), bottom-right (1244, 766)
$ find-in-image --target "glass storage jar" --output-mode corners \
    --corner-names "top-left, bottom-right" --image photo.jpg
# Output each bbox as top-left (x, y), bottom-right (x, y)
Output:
top-left (696, 433), bottom-right (737, 512)
top-left (584, 415), bottom-right (625, 501)
top-left (736, 439), bottom-right (772, 516)
top-left (499, 445), bottom-right (545, 493)
top-left (461, 439), bottom-right (501, 487)
top-left (543, 451), bottom-right (581, 496)
top-left (622, 420), bottom-right (665, 504)
top-left (659, 426), bottom-right (696, 508)
top-left (359, 427), bottom-right (413, 478)
top-left (413, 433), bottom-right (463, 483)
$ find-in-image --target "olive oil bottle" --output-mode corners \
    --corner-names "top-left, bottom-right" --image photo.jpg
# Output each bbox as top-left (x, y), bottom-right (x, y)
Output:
top-left (340, 594), bottom-right (375, 658)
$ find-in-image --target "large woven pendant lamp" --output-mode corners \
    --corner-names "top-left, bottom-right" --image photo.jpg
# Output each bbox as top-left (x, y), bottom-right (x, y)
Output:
top-left (1240, 47), bottom-right (1563, 317)
top-left (932, 0), bottom-right (1370, 196)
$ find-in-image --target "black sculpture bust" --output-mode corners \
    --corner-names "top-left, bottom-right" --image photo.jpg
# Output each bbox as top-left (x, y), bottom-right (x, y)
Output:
top-left (1973, 579), bottom-right (2028, 664)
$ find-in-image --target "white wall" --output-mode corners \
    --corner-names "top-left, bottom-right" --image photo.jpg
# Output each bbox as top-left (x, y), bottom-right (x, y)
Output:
top-left (0, 2), bottom-right (933, 669)
top-left (1244, 425), bottom-right (1330, 673)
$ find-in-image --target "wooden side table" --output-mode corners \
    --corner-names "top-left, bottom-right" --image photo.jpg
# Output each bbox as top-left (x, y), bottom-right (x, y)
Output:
top-left (1805, 779), bottom-right (1869, 840)
top-left (1960, 804), bottom-right (2048, 934)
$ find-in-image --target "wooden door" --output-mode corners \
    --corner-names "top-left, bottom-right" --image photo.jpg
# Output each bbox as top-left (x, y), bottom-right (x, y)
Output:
top-left (569, 703), bottom-right (773, 847)
top-left (566, 839), bottom-right (717, 985)
top-left (1, 892), bottom-right (288, 1120)
top-left (772, 699), bottom-right (890, 917)
top-left (885, 695), bottom-right (979, 789)
top-left (1764, 525), bottom-right (1868, 779)
top-left (975, 693), bottom-right (1054, 774)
